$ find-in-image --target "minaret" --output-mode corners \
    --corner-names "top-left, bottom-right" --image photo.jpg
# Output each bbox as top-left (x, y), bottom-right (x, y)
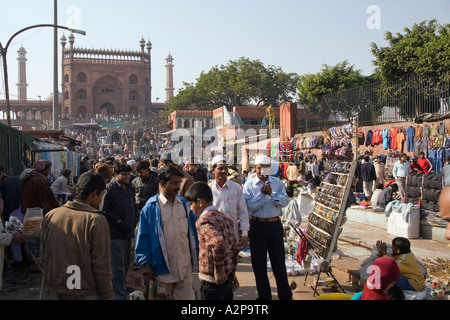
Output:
top-left (165, 53), bottom-right (174, 102)
top-left (146, 40), bottom-right (152, 107)
top-left (17, 46), bottom-right (28, 101)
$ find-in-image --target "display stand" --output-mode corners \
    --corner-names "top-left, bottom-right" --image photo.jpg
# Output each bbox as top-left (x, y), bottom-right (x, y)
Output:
top-left (300, 158), bottom-right (357, 296)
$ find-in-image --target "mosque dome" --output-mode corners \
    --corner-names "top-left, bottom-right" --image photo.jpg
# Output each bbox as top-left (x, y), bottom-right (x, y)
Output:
top-left (45, 91), bottom-right (62, 101)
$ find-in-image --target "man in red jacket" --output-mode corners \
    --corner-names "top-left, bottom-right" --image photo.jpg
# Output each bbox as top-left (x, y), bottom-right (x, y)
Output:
top-left (417, 152), bottom-right (433, 174)
top-left (410, 155), bottom-right (423, 173)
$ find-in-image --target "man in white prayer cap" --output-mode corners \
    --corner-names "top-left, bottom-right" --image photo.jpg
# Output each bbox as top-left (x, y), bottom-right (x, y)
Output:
top-left (127, 159), bottom-right (138, 182)
top-left (209, 155), bottom-right (249, 250)
top-left (243, 154), bottom-right (292, 300)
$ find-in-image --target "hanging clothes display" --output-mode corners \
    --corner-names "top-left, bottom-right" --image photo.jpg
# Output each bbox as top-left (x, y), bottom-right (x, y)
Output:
top-left (406, 126), bottom-right (415, 152)
top-left (382, 128), bottom-right (390, 150)
top-left (396, 129), bottom-right (406, 153)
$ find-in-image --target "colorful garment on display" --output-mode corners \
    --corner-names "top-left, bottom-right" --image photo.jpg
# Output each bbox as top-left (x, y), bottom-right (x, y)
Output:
top-left (364, 131), bottom-right (371, 146)
top-left (372, 129), bottom-right (383, 146)
top-left (396, 130), bottom-right (405, 153)
top-left (390, 127), bottom-right (398, 149)
top-left (382, 129), bottom-right (390, 150)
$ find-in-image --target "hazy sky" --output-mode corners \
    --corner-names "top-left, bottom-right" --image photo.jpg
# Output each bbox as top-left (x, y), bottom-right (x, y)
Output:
top-left (1, 0), bottom-right (449, 102)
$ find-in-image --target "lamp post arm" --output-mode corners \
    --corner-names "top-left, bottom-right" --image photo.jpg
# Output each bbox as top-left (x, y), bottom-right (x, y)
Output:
top-left (5, 24), bottom-right (85, 52)
top-left (1, 23), bottom-right (85, 127)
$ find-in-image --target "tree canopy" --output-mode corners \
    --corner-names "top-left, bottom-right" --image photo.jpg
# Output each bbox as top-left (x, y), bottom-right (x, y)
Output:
top-left (371, 19), bottom-right (450, 81)
top-left (296, 60), bottom-right (371, 122)
top-left (161, 57), bottom-right (299, 120)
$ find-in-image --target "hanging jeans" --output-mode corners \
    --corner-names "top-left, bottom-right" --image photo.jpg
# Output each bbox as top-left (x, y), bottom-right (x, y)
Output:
top-left (428, 149), bottom-right (437, 174)
top-left (407, 134), bottom-right (415, 152)
top-left (414, 138), bottom-right (421, 156)
top-left (418, 139), bottom-right (429, 158)
top-left (435, 149), bottom-right (444, 174)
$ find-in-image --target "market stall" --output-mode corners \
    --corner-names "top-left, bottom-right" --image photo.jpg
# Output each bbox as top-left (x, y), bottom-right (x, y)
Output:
top-left (279, 122), bottom-right (358, 296)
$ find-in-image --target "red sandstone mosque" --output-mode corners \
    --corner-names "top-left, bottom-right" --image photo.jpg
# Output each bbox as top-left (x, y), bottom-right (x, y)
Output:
top-left (1, 33), bottom-right (173, 124)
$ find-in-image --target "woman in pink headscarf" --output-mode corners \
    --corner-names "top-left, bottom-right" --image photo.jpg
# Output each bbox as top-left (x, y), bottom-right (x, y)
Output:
top-left (361, 257), bottom-right (401, 300)
top-left (21, 160), bottom-right (60, 215)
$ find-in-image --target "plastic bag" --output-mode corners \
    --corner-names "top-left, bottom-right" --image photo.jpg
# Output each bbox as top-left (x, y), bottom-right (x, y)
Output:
top-left (404, 287), bottom-right (431, 300)
top-left (5, 216), bottom-right (23, 234)
top-left (22, 207), bottom-right (43, 235)
top-left (309, 256), bottom-right (324, 274)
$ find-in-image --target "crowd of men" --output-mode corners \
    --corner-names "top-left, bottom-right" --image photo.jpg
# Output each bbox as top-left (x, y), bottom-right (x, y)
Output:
top-left (0, 148), bottom-right (296, 301)
top-left (0, 140), bottom-right (449, 300)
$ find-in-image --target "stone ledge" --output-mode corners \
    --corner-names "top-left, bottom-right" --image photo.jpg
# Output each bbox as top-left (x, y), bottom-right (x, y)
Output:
top-left (345, 207), bottom-right (447, 243)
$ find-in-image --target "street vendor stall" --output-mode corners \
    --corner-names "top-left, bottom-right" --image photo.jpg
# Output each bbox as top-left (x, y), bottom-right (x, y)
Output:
top-left (4, 208), bottom-right (45, 299)
top-left (288, 122), bottom-right (358, 296)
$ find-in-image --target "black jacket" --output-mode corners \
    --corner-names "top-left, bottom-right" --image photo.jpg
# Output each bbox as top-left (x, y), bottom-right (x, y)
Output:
top-left (131, 173), bottom-right (159, 211)
top-left (103, 180), bottom-right (137, 240)
top-left (360, 162), bottom-right (377, 182)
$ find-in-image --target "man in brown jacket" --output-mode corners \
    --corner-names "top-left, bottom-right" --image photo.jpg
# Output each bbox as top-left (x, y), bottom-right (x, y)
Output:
top-left (41, 171), bottom-right (114, 300)
top-left (21, 160), bottom-right (59, 215)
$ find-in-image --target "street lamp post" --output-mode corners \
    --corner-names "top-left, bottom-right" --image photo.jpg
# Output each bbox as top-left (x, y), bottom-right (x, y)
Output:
top-left (0, 24), bottom-right (86, 127)
top-left (53, 0), bottom-right (58, 130)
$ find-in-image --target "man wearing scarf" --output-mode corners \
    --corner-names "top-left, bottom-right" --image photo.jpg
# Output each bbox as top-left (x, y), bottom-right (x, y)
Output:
top-left (21, 160), bottom-right (60, 215)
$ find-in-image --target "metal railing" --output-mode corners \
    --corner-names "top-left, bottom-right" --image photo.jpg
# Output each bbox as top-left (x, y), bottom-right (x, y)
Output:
top-left (297, 72), bottom-right (450, 133)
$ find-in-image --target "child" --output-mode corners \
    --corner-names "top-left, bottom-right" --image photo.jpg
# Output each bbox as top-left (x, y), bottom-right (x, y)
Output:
top-left (184, 181), bottom-right (240, 300)
top-left (360, 257), bottom-right (401, 300)
top-left (376, 237), bottom-right (425, 292)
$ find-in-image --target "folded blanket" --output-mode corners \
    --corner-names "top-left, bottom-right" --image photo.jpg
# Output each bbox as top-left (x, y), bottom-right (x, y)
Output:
top-left (385, 200), bottom-right (418, 223)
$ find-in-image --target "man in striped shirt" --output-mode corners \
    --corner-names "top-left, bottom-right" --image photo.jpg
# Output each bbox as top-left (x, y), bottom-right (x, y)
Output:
top-left (185, 181), bottom-right (240, 300)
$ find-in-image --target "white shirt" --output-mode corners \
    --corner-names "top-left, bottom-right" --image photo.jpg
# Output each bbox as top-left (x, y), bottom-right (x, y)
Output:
top-left (156, 193), bottom-right (192, 283)
top-left (50, 175), bottom-right (70, 199)
top-left (374, 162), bottom-right (385, 181)
top-left (209, 179), bottom-right (249, 238)
top-left (311, 163), bottom-right (320, 177)
top-left (393, 161), bottom-right (411, 179)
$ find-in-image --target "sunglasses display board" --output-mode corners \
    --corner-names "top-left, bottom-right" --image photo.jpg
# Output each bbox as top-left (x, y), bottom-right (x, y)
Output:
top-left (306, 159), bottom-right (357, 262)
top-left (295, 158), bottom-right (357, 296)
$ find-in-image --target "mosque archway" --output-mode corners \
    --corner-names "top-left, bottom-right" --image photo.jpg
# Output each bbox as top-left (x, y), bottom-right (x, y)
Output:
top-left (100, 102), bottom-right (115, 115)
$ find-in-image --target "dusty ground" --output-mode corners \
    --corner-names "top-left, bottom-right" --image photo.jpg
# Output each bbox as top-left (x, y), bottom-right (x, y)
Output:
top-left (1, 219), bottom-right (448, 301)
top-left (0, 243), bottom-right (363, 301)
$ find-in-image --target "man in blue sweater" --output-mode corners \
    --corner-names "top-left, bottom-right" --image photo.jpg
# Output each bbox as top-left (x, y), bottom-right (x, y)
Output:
top-left (135, 165), bottom-right (199, 300)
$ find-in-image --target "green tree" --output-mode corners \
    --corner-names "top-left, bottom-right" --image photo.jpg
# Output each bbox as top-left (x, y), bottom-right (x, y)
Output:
top-left (297, 60), bottom-right (371, 127)
top-left (371, 19), bottom-right (450, 81)
top-left (162, 57), bottom-right (299, 122)
top-left (370, 19), bottom-right (450, 118)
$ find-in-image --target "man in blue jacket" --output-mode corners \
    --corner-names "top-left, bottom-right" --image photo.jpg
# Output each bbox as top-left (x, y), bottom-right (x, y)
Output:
top-left (135, 165), bottom-right (199, 300)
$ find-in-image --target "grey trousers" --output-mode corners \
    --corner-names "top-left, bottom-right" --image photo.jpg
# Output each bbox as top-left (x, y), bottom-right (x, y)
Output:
top-left (396, 177), bottom-right (407, 201)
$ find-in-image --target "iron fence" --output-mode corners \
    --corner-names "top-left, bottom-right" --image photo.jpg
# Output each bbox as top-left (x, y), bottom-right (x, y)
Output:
top-left (297, 72), bottom-right (450, 133)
